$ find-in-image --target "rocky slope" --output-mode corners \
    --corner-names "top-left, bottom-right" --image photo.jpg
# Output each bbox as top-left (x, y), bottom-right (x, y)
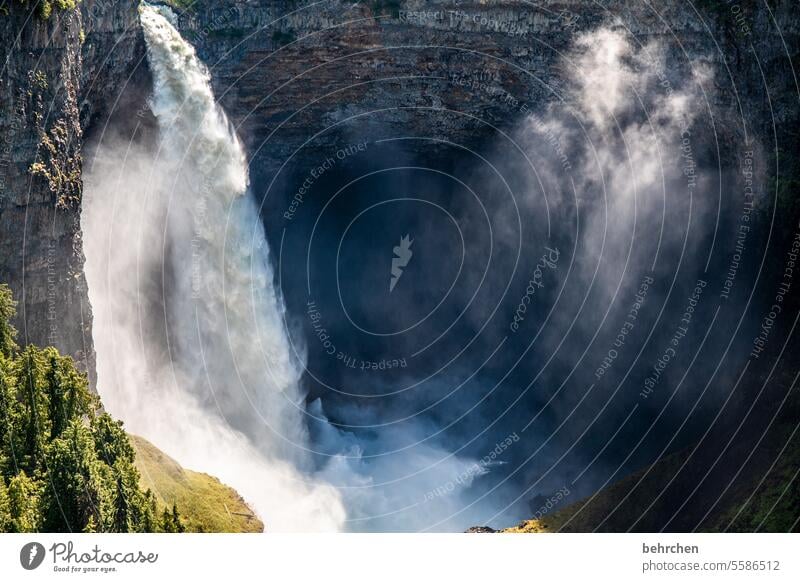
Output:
top-left (468, 381), bottom-right (799, 534)
top-left (480, 342), bottom-right (800, 533)
top-left (502, 405), bottom-right (800, 532)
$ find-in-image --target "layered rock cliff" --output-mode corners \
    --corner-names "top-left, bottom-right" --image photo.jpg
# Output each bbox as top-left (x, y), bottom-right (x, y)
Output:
top-left (171, 0), bottom-right (797, 195)
top-left (0, 0), bottom-right (146, 383)
top-left (171, 0), bottom-right (799, 533)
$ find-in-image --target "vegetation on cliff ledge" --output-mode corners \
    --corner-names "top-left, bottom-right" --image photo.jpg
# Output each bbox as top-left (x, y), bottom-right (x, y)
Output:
top-left (2, 0), bottom-right (81, 20)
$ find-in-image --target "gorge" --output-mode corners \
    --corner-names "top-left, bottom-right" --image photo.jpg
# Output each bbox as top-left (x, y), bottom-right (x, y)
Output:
top-left (1, 0), bottom-right (799, 532)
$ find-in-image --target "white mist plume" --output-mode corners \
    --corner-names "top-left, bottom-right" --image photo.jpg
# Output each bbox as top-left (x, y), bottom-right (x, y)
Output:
top-left (514, 26), bottom-right (713, 301)
top-left (83, 4), bottom-right (345, 531)
top-left (497, 27), bottom-right (716, 496)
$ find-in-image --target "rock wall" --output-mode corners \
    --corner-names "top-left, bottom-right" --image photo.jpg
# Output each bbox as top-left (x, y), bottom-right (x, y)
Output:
top-left (0, 0), bottom-right (797, 388)
top-left (0, 0), bottom-right (145, 383)
top-left (173, 0), bottom-right (798, 181)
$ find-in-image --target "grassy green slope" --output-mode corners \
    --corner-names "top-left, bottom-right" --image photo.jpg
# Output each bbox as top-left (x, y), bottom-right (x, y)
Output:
top-left (503, 369), bottom-right (800, 533)
top-left (504, 411), bottom-right (800, 533)
top-left (131, 435), bottom-right (264, 533)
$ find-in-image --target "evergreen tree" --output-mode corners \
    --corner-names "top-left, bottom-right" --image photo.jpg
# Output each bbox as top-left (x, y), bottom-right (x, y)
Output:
top-left (0, 285), bottom-right (17, 358)
top-left (7, 471), bottom-right (40, 532)
top-left (15, 346), bottom-right (49, 474)
top-left (44, 348), bottom-right (93, 441)
top-left (161, 507), bottom-right (177, 533)
top-left (61, 356), bottom-right (93, 425)
top-left (0, 477), bottom-right (11, 531)
top-left (140, 489), bottom-right (158, 533)
top-left (111, 469), bottom-right (133, 533)
top-left (0, 284), bottom-right (186, 534)
top-left (41, 420), bottom-right (110, 532)
top-left (92, 413), bottom-right (135, 467)
top-left (172, 502), bottom-right (185, 533)
top-left (46, 350), bottom-right (65, 439)
top-left (0, 354), bottom-right (19, 477)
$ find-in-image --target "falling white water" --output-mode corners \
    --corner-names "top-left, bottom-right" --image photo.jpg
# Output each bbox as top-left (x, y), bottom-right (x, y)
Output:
top-left (82, 4), bottom-right (345, 531)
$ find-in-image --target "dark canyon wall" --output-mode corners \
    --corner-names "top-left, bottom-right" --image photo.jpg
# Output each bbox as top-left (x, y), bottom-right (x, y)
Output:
top-left (172, 0), bottom-right (798, 186)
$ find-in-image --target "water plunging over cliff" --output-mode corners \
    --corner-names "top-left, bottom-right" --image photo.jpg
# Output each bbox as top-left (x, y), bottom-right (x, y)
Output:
top-left (83, 4), bottom-right (346, 531)
top-left (84, 3), bottom-right (518, 533)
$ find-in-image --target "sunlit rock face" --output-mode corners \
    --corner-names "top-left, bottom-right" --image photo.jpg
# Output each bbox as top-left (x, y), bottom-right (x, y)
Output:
top-left (0, 0), bottom-right (145, 383)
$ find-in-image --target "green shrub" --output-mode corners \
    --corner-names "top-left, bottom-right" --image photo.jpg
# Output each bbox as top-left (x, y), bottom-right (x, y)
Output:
top-left (5, 0), bottom-right (81, 21)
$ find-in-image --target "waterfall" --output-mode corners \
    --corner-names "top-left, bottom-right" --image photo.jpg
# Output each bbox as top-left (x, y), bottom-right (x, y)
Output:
top-left (81, 3), bottom-right (730, 532)
top-left (82, 4), bottom-right (346, 531)
top-left (83, 3), bottom-right (493, 533)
